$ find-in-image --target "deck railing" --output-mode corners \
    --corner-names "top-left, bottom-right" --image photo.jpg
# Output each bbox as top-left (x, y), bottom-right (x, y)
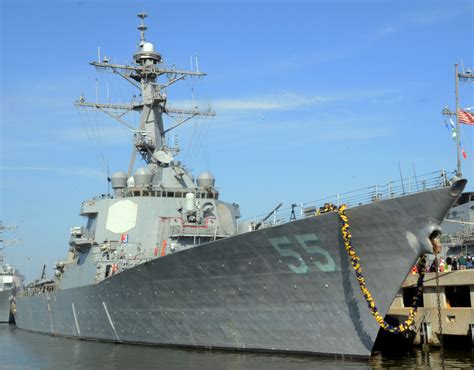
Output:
top-left (235, 169), bottom-right (455, 232)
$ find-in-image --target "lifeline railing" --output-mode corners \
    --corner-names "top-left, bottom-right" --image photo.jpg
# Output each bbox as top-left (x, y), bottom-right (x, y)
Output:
top-left (234, 169), bottom-right (455, 232)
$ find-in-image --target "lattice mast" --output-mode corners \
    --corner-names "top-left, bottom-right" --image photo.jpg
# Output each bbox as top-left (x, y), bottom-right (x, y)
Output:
top-left (75, 13), bottom-right (215, 177)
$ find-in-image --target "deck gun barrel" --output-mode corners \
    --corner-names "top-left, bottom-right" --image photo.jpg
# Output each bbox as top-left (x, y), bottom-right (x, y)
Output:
top-left (255, 203), bottom-right (283, 230)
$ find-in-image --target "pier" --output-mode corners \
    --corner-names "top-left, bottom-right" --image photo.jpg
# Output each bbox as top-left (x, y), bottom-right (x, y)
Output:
top-left (389, 270), bottom-right (474, 346)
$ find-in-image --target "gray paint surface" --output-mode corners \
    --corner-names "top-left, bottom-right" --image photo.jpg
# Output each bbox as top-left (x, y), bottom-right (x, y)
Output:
top-left (12, 13), bottom-right (468, 359)
top-left (0, 289), bottom-right (11, 323)
top-left (15, 183), bottom-right (465, 358)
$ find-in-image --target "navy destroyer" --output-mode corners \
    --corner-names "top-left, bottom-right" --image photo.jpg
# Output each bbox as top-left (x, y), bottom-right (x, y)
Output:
top-left (442, 192), bottom-right (474, 254)
top-left (15, 13), bottom-right (467, 358)
top-left (0, 222), bottom-right (23, 323)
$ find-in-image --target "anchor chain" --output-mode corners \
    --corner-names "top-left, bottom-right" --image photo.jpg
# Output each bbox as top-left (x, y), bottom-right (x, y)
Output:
top-left (318, 203), bottom-right (426, 333)
top-left (434, 255), bottom-right (445, 365)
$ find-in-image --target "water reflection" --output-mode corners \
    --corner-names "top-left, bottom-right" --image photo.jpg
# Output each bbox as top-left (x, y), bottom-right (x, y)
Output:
top-left (370, 347), bottom-right (474, 368)
top-left (1, 325), bottom-right (472, 369)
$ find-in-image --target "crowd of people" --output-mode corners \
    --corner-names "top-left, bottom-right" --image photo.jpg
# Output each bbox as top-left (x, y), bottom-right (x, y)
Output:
top-left (411, 253), bottom-right (473, 274)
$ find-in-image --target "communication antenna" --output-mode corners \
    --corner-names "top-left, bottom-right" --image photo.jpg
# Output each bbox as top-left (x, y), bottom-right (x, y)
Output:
top-left (412, 163), bottom-right (419, 191)
top-left (106, 161), bottom-right (111, 195)
top-left (398, 161), bottom-right (405, 194)
top-left (174, 134), bottom-right (179, 150)
top-left (0, 221), bottom-right (22, 248)
top-left (137, 12), bottom-right (148, 45)
top-left (195, 53), bottom-right (199, 73)
top-left (75, 12), bottom-right (215, 174)
top-left (97, 46), bottom-right (101, 62)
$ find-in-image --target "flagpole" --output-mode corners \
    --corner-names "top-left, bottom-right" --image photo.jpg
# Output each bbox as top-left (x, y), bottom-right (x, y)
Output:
top-left (455, 63), bottom-right (461, 177)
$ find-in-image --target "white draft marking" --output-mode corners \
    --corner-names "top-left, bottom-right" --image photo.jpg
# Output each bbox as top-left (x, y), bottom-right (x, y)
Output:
top-left (103, 301), bottom-right (120, 341)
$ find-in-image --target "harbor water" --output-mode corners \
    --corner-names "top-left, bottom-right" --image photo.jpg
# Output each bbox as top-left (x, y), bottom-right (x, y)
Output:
top-left (1, 324), bottom-right (472, 369)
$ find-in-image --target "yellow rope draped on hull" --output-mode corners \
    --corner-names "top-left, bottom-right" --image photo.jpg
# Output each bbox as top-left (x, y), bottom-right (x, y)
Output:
top-left (318, 203), bottom-right (426, 334)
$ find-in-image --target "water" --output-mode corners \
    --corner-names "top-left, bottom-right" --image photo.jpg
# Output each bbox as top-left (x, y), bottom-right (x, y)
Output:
top-left (1, 324), bottom-right (472, 369)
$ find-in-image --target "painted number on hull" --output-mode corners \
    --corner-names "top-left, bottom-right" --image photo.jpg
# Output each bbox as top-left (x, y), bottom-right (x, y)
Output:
top-left (269, 233), bottom-right (336, 274)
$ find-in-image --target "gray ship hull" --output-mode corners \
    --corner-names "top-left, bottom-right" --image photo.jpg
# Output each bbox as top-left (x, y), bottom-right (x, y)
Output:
top-left (0, 289), bottom-right (12, 323)
top-left (15, 184), bottom-right (464, 358)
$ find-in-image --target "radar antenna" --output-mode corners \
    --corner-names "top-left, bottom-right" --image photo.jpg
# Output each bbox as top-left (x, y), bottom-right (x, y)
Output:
top-left (137, 12), bottom-right (148, 46)
top-left (75, 13), bottom-right (215, 176)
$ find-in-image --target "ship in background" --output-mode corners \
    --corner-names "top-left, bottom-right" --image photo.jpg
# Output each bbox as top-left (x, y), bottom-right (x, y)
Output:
top-left (14, 13), bottom-right (467, 358)
top-left (0, 222), bottom-right (23, 323)
top-left (442, 191), bottom-right (474, 256)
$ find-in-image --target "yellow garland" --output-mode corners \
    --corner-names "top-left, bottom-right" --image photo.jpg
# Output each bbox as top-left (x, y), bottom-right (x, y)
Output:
top-left (318, 203), bottom-right (425, 334)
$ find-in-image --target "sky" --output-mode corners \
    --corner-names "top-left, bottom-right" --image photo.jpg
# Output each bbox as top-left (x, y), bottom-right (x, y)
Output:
top-left (1, 0), bottom-right (473, 281)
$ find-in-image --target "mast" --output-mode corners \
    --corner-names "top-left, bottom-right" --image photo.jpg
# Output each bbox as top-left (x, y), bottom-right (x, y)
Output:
top-left (0, 221), bottom-right (21, 267)
top-left (0, 222), bottom-right (20, 247)
top-left (455, 63), bottom-right (461, 177)
top-left (75, 13), bottom-right (215, 177)
top-left (442, 63), bottom-right (473, 178)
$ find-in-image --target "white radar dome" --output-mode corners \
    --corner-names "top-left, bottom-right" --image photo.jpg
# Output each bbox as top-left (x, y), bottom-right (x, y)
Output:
top-left (134, 167), bottom-right (152, 187)
top-left (126, 176), bottom-right (135, 188)
top-left (197, 172), bottom-right (215, 188)
top-left (110, 172), bottom-right (128, 189)
top-left (142, 42), bottom-right (155, 52)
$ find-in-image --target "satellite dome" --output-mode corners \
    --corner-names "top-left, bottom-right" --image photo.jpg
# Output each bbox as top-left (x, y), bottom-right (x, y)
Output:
top-left (142, 42), bottom-right (154, 52)
top-left (110, 172), bottom-right (127, 189)
top-left (197, 172), bottom-right (215, 188)
top-left (126, 176), bottom-right (135, 188)
top-left (134, 167), bottom-right (152, 187)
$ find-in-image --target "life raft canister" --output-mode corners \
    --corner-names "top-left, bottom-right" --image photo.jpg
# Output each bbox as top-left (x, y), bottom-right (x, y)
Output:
top-left (160, 240), bottom-right (167, 257)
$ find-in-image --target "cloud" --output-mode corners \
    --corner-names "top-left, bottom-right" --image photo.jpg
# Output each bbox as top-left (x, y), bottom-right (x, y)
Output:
top-left (203, 112), bottom-right (394, 153)
top-left (174, 89), bottom-right (398, 114)
top-left (374, 6), bottom-right (471, 41)
top-left (213, 93), bottom-right (332, 111)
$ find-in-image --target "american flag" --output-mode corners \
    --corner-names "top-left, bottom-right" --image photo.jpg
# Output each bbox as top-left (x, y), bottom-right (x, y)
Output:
top-left (458, 109), bottom-right (474, 125)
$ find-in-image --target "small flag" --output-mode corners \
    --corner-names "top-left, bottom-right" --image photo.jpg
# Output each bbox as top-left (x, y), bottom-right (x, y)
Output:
top-left (460, 140), bottom-right (468, 159)
top-left (458, 109), bottom-right (474, 125)
top-left (121, 234), bottom-right (128, 243)
top-left (449, 118), bottom-right (455, 128)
